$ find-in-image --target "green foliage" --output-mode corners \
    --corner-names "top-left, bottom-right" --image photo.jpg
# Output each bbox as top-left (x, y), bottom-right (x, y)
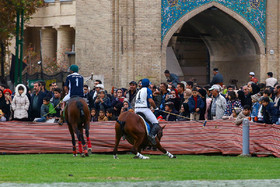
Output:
top-left (0, 0), bottom-right (45, 41)
top-left (0, 154), bottom-right (280, 183)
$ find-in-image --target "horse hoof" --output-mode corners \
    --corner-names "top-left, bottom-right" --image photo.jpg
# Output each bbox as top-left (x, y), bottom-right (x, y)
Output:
top-left (113, 155), bottom-right (119, 159)
top-left (80, 153), bottom-right (85, 157)
top-left (173, 155), bottom-right (176, 159)
top-left (88, 148), bottom-right (92, 154)
top-left (73, 154), bottom-right (77, 157)
top-left (85, 153), bottom-right (89, 157)
top-left (142, 156), bottom-right (150, 160)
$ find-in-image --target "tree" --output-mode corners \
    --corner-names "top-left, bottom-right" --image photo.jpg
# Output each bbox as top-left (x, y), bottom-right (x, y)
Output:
top-left (0, 0), bottom-right (45, 82)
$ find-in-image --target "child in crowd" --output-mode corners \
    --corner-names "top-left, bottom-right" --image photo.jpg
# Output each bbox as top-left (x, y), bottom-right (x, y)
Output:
top-left (35, 97), bottom-right (56, 122)
top-left (177, 104), bottom-right (189, 121)
top-left (90, 108), bottom-right (98, 122)
top-left (106, 108), bottom-right (117, 121)
top-left (11, 84), bottom-right (30, 121)
top-left (51, 88), bottom-right (62, 118)
top-left (251, 94), bottom-right (261, 122)
top-left (163, 101), bottom-right (177, 121)
top-left (98, 109), bottom-right (108, 121)
top-left (263, 90), bottom-right (273, 102)
top-left (188, 87), bottom-right (204, 121)
top-left (261, 97), bottom-right (278, 124)
top-left (235, 105), bottom-right (251, 126)
top-left (0, 109), bottom-right (6, 122)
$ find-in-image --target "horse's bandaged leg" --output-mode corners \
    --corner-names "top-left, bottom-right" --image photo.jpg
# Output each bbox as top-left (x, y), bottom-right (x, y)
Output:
top-left (83, 144), bottom-right (88, 154)
top-left (87, 137), bottom-right (92, 149)
top-left (166, 151), bottom-right (175, 158)
top-left (136, 152), bottom-right (150, 159)
top-left (78, 141), bottom-right (83, 154)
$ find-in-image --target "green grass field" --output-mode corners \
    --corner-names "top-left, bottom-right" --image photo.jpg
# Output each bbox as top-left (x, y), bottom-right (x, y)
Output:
top-left (0, 154), bottom-right (280, 183)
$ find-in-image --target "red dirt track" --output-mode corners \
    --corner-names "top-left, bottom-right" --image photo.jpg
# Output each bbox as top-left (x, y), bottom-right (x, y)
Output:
top-left (1, 120), bottom-right (280, 157)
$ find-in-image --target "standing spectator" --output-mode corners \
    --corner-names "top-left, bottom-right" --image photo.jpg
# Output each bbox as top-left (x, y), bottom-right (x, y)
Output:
top-left (249, 72), bottom-right (258, 84)
top-left (262, 97), bottom-right (278, 124)
top-left (166, 89), bottom-right (181, 112)
top-left (188, 87), bottom-right (204, 121)
top-left (94, 90), bottom-right (111, 112)
top-left (0, 90), bottom-right (10, 121)
top-left (210, 68), bottom-right (223, 86)
top-left (40, 81), bottom-right (52, 98)
top-left (164, 70), bottom-right (179, 87)
top-left (151, 85), bottom-right (161, 109)
top-left (251, 94), bottom-right (261, 122)
top-left (239, 85), bottom-right (252, 108)
top-left (266, 72), bottom-right (278, 88)
top-left (176, 83), bottom-right (185, 104)
top-left (30, 81), bottom-right (44, 121)
top-left (89, 84), bottom-right (104, 109)
top-left (126, 81), bottom-right (138, 109)
top-left (3, 89), bottom-right (12, 120)
top-left (198, 88), bottom-right (207, 120)
top-left (209, 85), bottom-right (227, 119)
top-left (11, 84), bottom-right (30, 121)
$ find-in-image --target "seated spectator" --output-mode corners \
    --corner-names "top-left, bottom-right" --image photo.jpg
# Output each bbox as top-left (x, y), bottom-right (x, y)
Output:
top-left (11, 84), bottom-right (30, 121)
top-left (223, 91), bottom-right (242, 117)
top-left (162, 101), bottom-right (178, 121)
top-left (3, 89), bottom-right (12, 120)
top-left (235, 105), bottom-right (251, 126)
top-left (90, 108), bottom-right (98, 122)
top-left (35, 97), bottom-right (56, 122)
top-left (98, 109), bottom-right (108, 121)
top-left (177, 105), bottom-right (189, 121)
top-left (188, 87), bottom-right (204, 121)
top-left (262, 97), bottom-right (278, 124)
top-left (164, 70), bottom-right (179, 87)
top-left (0, 109), bottom-right (6, 122)
top-left (50, 88), bottom-right (62, 118)
top-left (106, 108), bottom-right (117, 121)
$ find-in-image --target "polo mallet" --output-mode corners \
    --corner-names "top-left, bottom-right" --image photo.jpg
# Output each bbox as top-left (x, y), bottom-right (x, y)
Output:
top-left (156, 109), bottom-right (208, 127)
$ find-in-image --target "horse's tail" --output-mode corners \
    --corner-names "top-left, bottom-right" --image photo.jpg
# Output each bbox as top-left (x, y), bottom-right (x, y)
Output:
top-left (76, 100), bottom-right (85, 118)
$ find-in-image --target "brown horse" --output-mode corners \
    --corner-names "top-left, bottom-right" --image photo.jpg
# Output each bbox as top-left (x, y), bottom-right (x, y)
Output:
top-left (65, 97), bottom-right (92, 157)
top-left (113, 111), bottom-right (176, 159)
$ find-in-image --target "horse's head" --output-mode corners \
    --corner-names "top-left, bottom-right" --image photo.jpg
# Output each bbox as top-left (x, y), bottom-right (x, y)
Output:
top-left (157, 125), bottom-right (166, 141)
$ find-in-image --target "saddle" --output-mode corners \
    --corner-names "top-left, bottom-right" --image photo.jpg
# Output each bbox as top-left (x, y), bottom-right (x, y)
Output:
top-left (136, 112), bottom-right (153, 135)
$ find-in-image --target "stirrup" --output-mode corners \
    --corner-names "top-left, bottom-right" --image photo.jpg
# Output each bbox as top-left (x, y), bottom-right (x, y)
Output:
top-left (148, 135), bottom-right (156, 145)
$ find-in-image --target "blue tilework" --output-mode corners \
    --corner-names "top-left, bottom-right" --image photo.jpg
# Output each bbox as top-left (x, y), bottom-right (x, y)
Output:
top-left (161, 0), bottom-right (266, 43)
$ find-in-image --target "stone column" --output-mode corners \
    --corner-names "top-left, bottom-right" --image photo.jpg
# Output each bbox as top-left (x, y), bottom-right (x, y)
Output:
top-left (41, 27), bottom-right (57, 61)
top-left (56, 26), bottom-right (75, 65)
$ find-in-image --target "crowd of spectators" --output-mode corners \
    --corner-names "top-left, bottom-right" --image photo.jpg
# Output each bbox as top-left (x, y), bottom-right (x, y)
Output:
top-left (0, 69), bottom-right (280, 125)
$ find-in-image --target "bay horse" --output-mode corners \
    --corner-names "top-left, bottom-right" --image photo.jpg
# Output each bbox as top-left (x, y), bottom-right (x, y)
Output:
top-left (64, 97), bottom-right (92, 157)
top-left (113, 111), bottom-right (176, 159)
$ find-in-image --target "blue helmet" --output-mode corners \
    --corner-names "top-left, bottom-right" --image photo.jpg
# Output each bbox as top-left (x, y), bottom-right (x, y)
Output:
top-left (141, 78), bottom-right (150, 87)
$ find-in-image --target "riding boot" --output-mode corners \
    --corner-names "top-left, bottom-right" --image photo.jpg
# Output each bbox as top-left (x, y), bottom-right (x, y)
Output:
top-left (148, 123), bottom-right (160, 145)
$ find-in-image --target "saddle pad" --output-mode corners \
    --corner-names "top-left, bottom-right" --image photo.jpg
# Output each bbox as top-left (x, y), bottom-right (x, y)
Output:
top-left (138, 115), bottom-right (151, 135)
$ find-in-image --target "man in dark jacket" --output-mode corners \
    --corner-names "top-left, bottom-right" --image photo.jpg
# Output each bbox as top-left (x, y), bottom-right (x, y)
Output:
top-left (30, 81), bottom-right (44, 121)
top-left (262, 97), bottom-right (278, 124)
top-left (210, 68), bottom-right (223, 86)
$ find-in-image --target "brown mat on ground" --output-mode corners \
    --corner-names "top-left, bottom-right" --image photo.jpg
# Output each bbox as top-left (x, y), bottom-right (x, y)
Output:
top-left (0, 120), bottom-right (280, 157)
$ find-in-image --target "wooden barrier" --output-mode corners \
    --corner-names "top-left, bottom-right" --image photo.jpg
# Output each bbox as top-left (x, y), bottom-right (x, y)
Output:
top-left (0, 120), bottom-right (280, 157)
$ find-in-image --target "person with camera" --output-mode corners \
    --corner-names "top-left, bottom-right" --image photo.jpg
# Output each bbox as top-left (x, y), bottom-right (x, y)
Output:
top-left (166, 89), bottom-right (181, 112)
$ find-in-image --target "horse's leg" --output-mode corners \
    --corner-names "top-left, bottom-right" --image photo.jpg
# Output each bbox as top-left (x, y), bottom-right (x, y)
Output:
top-left (68, 124), bottom-right (77, 156)
top-left (75, 127), bottom-right (83, 156)
top-left (113, 125), bottom-right (122, 159)
top-left (155, 139), bottom-right (176, 159)
top-left (132, 136), bottom-right (149, 159)
top-left (80, 128), bottom-right (88, 157)
top-left (85, 123), bottom-right (92, 153)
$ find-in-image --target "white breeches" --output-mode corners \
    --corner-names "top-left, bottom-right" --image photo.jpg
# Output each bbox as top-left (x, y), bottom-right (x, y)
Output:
top-left (135, 108), bottom-right (158, 124)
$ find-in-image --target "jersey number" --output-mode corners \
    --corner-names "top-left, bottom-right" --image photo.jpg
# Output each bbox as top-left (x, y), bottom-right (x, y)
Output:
top-left (76, 78), bottom-right (79, 87)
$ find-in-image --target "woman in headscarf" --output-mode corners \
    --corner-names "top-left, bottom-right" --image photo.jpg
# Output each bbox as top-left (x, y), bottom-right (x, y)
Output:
top-left (0, 89), bottom-right (11, 120)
